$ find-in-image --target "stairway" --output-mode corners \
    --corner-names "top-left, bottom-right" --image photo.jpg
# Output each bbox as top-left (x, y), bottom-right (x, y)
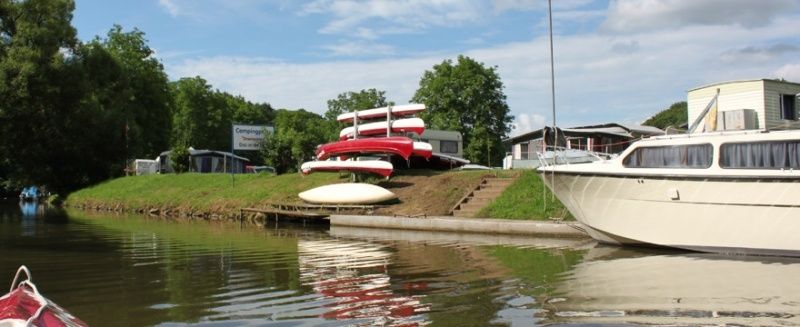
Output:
top-left (451, 177), bottom-right (517, 217)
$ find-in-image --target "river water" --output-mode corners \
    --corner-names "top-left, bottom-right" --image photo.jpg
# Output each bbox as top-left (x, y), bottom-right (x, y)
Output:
top-left (2, 200), bottom-right (800, 326)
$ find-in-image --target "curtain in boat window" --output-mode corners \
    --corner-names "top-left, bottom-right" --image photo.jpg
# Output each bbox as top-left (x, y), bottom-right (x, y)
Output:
top-left (623, 144), bottom-right (712, 168)
top-left (720, 141), bottom-right (800, 169)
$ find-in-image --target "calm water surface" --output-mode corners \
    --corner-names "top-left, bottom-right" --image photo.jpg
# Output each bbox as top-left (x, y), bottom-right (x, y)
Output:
top-left (2, 200), bottom-right (800, 326)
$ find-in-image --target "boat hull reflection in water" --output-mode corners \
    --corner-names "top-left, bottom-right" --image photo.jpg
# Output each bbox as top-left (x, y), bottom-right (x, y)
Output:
top-left (551, 247), bottom-right (800, 326)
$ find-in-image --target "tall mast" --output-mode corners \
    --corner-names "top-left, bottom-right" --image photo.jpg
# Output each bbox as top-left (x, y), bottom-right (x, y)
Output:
top-left (548, 0), bottom-right (556, 140)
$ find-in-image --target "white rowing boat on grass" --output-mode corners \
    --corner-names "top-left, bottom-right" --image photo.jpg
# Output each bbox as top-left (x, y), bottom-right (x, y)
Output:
top-left (299, 183), bottom-right (397, 204)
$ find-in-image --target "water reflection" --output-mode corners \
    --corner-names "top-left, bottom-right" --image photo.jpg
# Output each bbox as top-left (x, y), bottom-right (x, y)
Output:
top-left (547, 247), bottom-right (800, 326)
top-left (299, 239), bottom-right (429, 326)
top-left (1, 204), bottom-right (799, 326)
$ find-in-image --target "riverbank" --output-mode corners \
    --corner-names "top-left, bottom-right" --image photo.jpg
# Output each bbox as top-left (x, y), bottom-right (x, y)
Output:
top-left (66, 169), bottom-right (569, 221)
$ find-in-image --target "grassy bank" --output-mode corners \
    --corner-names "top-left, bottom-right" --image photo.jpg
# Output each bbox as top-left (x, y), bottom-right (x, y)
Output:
top-left (67, 170), bottom-right (497, 216)
top-left (67, 169), bottom-right (570, 220)
top-left (476, 170), bottom-right (571, 220)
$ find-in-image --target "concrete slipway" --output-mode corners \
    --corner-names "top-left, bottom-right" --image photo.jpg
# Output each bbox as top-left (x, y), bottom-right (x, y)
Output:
top-left (328, 215), bottom-right (589, 238)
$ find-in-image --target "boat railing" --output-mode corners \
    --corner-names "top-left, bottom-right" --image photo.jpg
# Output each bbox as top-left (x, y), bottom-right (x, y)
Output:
top-left (536, 146), bottom-right (613, 168)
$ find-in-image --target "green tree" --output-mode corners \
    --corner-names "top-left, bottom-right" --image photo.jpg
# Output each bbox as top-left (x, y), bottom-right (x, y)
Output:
top-left (324, 88), bottom-right (393, 120)
top-left (96, 25), bottom-right (173, 159)
top-left (0, 0), bottom-right (88, 193)
top-left (169, 144), bottom-right (190, 173)
top-left (324, 89), bottom-right (392, 140)
top-left (643, 101), bottom-right (687, 130)
top-left (171, 76), bottom-right (232, 150)
top-left (411, 55), bottom-right (513, 166)
top-left (259, 109), bottom-right (327, 174)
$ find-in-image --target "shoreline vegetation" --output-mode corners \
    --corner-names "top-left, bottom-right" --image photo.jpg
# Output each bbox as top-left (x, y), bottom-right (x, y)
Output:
top-left (66, 170), bottom-right (570, 221)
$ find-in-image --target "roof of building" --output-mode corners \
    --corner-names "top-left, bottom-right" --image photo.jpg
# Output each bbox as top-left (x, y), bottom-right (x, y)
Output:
top-left (504, 123), bottom-right (664, 144)
top-left (159, 149), bottom-right (251, 162)
top-left (419, 129), bottom-right (461, 141)
top-left (687, 78), bottom-right (800, 92)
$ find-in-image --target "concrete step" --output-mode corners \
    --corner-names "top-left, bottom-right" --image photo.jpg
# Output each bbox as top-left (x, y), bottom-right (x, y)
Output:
top-left (485, 178), bottom-right (516, 184)
top-left (453, 209), bottom-right (478, 217)
top-left (473, 190), bottom-right (504, 198)
top-left (465, 197), bottom-right (492, 205)
top-left (458, 202), bottom-right (489, 212)
top-left (484, 184), bottom-right (513, 189)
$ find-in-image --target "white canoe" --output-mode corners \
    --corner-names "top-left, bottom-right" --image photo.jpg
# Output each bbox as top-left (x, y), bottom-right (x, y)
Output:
top-left (301, 160), bottom-right (394, 177)
top-left (339, 118), bottom-right (425, 140)
top-left (337, 104), bottom-right (426, 123)
top-left (298, 183), bottom-right (398, 204)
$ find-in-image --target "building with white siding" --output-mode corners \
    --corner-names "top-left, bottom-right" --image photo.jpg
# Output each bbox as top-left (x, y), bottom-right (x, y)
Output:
top-left (688, 79), bottom-right (800, 131)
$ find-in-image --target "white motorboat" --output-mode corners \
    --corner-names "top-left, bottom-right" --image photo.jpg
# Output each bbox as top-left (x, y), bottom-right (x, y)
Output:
top-left (538, 129), bottom-right (800, 257)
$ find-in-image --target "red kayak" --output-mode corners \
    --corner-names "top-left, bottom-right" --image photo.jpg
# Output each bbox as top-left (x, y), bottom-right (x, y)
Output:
top-left (0, 266), bottom-right (88, 327)
top-left (316, 137), bottom-right (415, 161)
top-left (336, 104), bottom-right (426, 123)
top-left (412, 142), bottom-right (433, 159)
top-left (338, 118), bottom-right (426, 140)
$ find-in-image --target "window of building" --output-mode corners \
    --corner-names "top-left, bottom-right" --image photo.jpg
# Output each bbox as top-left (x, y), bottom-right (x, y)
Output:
top-left (520, 143), bottom-right (529, 160)
top-left (623, 144), bottom-right (712, 168)
top-left (720, 140), bottom-right (800, 169)
top-left (440, 140), bottom-right (458, 154)
top-left (781, 94), bottom-right (797, 120)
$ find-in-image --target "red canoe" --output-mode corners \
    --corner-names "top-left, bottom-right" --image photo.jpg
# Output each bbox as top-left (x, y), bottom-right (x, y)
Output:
top-left (1, 266), bottom-right (88, 327)
top-left (412, 142), bottom-right (433, 159)
top-left (339, 118), bottom-right (425, 140)
top-left (316, 137), bottom-right (415, 161)
top-left (336, 104), bottom-right (426, 123)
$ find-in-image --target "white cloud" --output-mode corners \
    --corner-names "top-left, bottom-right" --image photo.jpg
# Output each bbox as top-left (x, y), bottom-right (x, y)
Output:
top-left (602, 0), bottom-right (798, 33)
top-left (158, 0), bottom-right (181, 17)
top-left (774, 64), bottom-right (800, 82)
top-left (321, 41), bottom-right (396, 57)
top-left (299, 0), bottom-right (485, 36)
top-left (165, 2), bottom-right (800, 128)
top-left (167, 56), bottom-right (439, 112)
top-left (720, 44), bottom-right (800, 63)
top-left (493, 0), bottom-right (595, 12)
top-left (511, 113), bottom-right (547, 137)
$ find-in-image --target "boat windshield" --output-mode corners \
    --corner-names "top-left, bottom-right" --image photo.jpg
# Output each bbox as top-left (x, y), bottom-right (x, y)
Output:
top-left (623, 144), bottom-right (712, 169)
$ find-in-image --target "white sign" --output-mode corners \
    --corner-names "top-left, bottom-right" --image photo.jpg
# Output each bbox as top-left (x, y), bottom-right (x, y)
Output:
top-left (232, 124), bottom-right (273, 150)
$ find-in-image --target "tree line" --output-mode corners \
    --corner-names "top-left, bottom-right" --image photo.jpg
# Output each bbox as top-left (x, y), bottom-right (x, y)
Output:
top-left (0, 0), bottom-right (514, 194)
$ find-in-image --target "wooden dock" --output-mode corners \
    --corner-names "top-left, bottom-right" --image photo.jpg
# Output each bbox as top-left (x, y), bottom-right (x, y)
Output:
top-left (239, 202), bottom-right (381, 225)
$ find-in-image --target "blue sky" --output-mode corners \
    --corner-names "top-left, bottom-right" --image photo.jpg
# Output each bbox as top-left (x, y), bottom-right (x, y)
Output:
top-left (73, 0), bottom-right (800, 135)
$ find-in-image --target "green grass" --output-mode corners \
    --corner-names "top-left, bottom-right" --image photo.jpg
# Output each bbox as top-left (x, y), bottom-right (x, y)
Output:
top-left (476, 170), bottom-right (573, 220)
top-left (67, 172), bottom-right (346, 211)
top-left (67, 169), bottom-right (573, 220)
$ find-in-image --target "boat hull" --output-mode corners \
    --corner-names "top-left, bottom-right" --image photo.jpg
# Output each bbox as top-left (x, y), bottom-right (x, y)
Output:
top-left (301, 160), bottom-right (394, 177)
top-left (411, 142), bottom-right (432, 159)
top-left (299, 183), bottom-right (397, 204)
top-left (316, 137), bottom-right (414, 161)
top-left (339, 118), bottom-right (425, 140)
top-left (337, 104), bottom-right (425, 123)
top-left (543, 172), bottom-right (800, 256)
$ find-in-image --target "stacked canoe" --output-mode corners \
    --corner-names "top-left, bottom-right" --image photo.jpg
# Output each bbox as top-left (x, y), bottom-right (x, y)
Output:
top-left (301, 104), bottom-right (432, 178)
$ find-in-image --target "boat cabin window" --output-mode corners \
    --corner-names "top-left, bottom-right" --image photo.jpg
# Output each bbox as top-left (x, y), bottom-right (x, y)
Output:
top-left (623, 144), bottom-right (712, 168)
top-left (720, 140), bottom-right (800, 169)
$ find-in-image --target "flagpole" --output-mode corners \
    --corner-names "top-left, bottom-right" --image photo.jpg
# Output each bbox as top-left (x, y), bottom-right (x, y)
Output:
top-left (547, 0), bottom-right (556, 200)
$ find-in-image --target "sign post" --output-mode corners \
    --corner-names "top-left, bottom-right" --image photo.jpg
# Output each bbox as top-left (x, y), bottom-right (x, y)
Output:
top-left (231, 124), bottom-right (273, 186)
